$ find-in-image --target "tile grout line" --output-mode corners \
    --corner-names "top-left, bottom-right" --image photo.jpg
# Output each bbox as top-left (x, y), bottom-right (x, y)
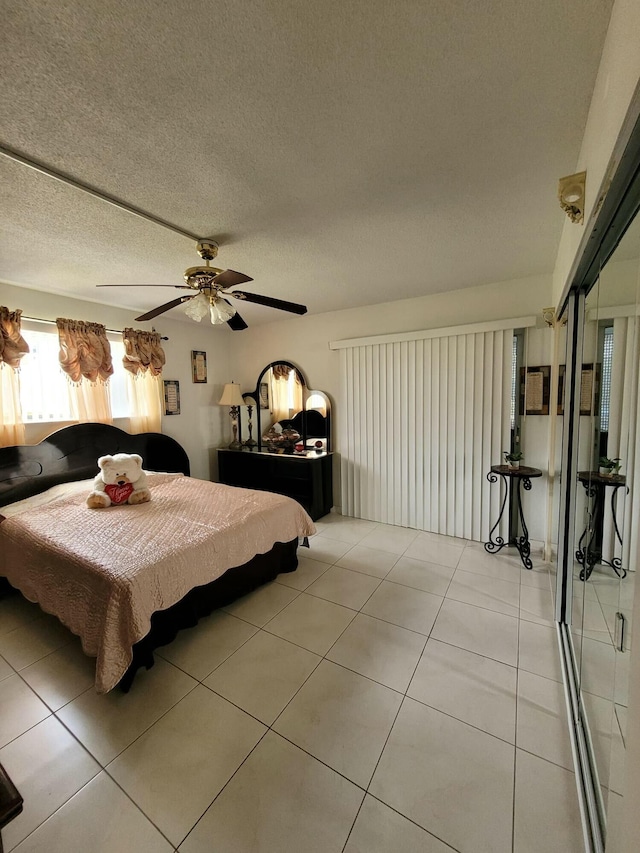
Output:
top-left (179, 533), bottom-right (429, 852)
top-left (9, 673), bottom-right (206, 850)
top-left (174, 539), bottom-right (392, 852)
top-left (511, 594), bottom-right (521, 853)
top-left (340, 540), bottom-right (469, 853)
top-left (359, 791), bottom-right (463, 852)
top-left (1, 529), bottom-right (559, 852)
top-left (175, 726), bottom-right (273, 849)
top-left (172, 538), bottom-right (402, 849)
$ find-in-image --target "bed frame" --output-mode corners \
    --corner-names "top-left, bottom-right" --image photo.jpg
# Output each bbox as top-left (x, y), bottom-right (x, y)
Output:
top-left (0, 422), bottom-right (191, 506)
top-left (0, 423), bottom-right (299, 690)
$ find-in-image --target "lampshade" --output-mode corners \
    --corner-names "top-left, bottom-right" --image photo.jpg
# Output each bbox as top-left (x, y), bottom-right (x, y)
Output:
top-left (183, 294), bottom-right (237, 325)
top-left (210, 299), bottom-right (236, 325)
top-left (183, 293), bottom-right (208, 321)
top-left (218, 383), bottom-right (244, 407)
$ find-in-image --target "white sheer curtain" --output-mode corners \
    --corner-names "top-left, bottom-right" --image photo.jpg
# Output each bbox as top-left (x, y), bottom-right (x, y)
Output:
top-left (0, 307), bottom-right (29, 446)
top-left (0, 364), bottom-right (25, 446)
top-left (269, 366), bottom-right (303, 422)
top-left (67, 380), bottom-right (113, 424)
top-left (122, 329), bottom-right (165, 433)
top-left (270, 375), bottom-right (292, 422)
top-left (126, 372), bottom-right (163, 433)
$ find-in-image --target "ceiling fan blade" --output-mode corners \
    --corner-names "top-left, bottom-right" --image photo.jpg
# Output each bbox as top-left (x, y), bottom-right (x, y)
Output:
top-left (96, 284), bottom-right (193, 289)
top-left (226, 310), bottom-right (248, 331)
top-left (228, 290), bottom-right (307, 315)
top-left (212, 269), bottom-right (254, 288)
top-left (135, 295), bottom-right (195, 321)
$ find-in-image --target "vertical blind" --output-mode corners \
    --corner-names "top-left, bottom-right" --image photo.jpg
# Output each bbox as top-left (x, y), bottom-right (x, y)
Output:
top-left (338, 327), bottom-right (514, 540)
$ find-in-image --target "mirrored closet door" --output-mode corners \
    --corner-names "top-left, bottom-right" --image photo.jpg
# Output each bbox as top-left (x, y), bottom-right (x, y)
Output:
top-left (556, 161), bottom-right (640, 853)
top-left (573, 215), bottom-right (640, 850)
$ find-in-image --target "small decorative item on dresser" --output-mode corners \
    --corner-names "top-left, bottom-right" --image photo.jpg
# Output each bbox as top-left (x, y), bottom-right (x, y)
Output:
top-left (218, 382), bottom-right (245, 450)
top-left (503, 450), bottom-right (524, 470)
top-left (262, 423), bottom-right (301, 454)
top-left (242, 395), bottom-right (258, 448)
top-left (598, 456), bottom-right (622, 477)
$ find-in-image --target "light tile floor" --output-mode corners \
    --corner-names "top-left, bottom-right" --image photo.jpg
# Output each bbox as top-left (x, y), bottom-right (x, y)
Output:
top-left (0, 514), bottom-right (584, 852)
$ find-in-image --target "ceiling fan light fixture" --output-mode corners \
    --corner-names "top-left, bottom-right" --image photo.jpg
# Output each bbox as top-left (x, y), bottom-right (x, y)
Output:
top-left (183, 293), bottom-right (209, 321)
top-left (209, 298), bottom-right (236, 325)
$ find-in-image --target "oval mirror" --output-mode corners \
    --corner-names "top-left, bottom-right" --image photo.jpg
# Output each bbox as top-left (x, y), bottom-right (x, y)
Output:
top-left (245, 361), bottom-right (331, 453)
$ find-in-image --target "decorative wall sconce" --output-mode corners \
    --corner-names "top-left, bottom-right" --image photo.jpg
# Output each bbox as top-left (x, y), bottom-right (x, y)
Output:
top-left (218, 382), bottom-right (244, 450)
top-left (541, 307), bottom-right (567, 328)
top-left (558, 171), bottom-right (586, 224)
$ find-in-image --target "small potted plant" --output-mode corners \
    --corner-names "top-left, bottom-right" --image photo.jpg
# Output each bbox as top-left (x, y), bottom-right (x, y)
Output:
top-left (599, 456), bottom-right (621, 477)
top-left (503, 450), bottom-right (524, 470)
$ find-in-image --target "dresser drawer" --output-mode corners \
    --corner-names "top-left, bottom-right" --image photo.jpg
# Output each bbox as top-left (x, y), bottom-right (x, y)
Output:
top-left (218, 450), bottom-right (333, 520)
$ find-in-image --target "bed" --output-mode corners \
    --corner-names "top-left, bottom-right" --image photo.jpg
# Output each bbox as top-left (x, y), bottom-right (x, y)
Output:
top-left (0, 424), bottom-right (315, 692)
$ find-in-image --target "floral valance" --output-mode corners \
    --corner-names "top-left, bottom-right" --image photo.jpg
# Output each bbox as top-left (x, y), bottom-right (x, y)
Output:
top-left (0, 307), bottom-right (30, 369)
top-left (122, 328), bottom-right (166, 377)
top-left (56, 318), bottom-right (114, 384)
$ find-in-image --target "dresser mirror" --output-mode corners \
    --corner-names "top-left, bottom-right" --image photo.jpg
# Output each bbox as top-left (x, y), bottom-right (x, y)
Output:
top-left (240, 361), bottom-right (331, 453)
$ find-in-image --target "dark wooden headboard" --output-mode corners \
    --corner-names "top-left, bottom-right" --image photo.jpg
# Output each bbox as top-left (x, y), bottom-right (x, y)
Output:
top-left (0, 423), bottom-right (191, 508)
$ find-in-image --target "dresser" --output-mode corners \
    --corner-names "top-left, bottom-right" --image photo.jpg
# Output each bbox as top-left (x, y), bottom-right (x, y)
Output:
top-left (217, 449), bottom-right (333, 521)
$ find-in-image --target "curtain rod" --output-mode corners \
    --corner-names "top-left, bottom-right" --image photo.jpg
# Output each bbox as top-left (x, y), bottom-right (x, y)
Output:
top-left (0, 143), bottom-right (201, 243)
top-left (22, 316), bottom-right (169, 341)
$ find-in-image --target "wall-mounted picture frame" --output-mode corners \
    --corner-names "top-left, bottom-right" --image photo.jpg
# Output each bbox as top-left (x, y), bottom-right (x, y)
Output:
top-left (163, 380), bottom-right (181, 415)
top-left (579, 363), bottom-right (600, 416)
top-left (191, 350), bottom-right (207, 383)
top-left (259, 381), bottom-right (270, 409)
top-left (520, 365), bottom-right (551, 415)
top-left (557, 363), bottom-right (601, 416)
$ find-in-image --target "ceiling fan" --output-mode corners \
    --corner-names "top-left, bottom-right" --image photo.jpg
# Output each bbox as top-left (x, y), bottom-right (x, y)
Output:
top-left (97, 240), bottom-right (307, 331)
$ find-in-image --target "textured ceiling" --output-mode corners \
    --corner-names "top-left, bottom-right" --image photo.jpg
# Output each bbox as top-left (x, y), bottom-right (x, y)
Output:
top-left (0, 0), bottom-right (613, 326)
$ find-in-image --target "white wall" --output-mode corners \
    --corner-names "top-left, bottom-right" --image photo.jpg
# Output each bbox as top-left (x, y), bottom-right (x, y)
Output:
top-left (229, 272), bottom-right (551, 395)
top-left (520, 323), bottom-right (563, 546)
top-left (552, 0), bottom-right (640, 307)
top-left (0, 281), bottom-right (231, 479)
top-left (229, 273), bottom-right (552, 512)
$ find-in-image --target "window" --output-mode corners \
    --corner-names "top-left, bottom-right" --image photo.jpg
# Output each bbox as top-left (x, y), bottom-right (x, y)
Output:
top-left (19, 325), bottom-right (128, 422)
top-left (599, 324), bottom-right (613, 432)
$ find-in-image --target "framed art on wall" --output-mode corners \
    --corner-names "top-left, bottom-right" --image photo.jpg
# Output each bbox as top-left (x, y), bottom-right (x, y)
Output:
top-left (163, 380), bottom-right (180, 415)
top-left (191, 350), bottom-right (207, 383)
top-left (259, 382), bottom-right (269, 409)
top-left (557, 363), bottom-right (601, 416)
top-left (520, 365), bottom-right (551, 415)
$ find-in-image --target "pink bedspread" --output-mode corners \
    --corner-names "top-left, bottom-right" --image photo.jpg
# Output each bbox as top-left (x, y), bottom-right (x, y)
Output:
top-left (0, 473), bottom-right (315, 692)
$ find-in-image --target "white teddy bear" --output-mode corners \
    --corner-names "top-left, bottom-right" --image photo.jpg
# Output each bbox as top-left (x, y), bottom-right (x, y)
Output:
top-left (86, 453), bottom-right (151, 508)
